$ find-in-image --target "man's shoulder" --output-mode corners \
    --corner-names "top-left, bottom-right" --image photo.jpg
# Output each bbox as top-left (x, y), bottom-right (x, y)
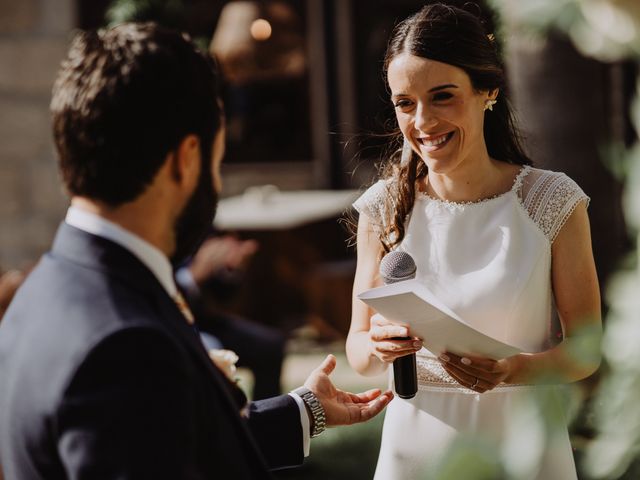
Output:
top-left (0, 251), bottom-right (172, 402)
top-left (11, 252), bottom-right (160, 330)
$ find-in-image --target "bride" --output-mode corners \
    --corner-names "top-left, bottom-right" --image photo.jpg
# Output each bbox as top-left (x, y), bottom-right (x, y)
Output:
top-left (347, 4), bottom-right (602, 479)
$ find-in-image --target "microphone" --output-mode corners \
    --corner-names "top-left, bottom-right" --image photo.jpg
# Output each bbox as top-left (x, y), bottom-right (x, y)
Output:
top-left (379, 250), bottom-right (418, 399)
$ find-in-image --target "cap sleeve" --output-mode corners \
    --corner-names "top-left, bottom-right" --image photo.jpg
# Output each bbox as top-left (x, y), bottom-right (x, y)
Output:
top-left (352, 179), bottom-right (393, 228)
top-left (522, 170), bottom-right (590, 243)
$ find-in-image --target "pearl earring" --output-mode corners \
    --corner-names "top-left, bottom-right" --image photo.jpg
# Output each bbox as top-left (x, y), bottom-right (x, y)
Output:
top-left (484, 99), bottom-right (497, 111)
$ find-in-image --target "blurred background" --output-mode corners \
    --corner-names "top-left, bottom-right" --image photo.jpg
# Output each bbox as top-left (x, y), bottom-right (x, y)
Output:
top-left (1, 0), bottom-right (639, 478)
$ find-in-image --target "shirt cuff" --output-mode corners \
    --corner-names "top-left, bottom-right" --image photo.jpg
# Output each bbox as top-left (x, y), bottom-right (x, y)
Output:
top-left (175, 266), bottom-right (201, 298)
top-left (287, 392), bottom-right (311, 457)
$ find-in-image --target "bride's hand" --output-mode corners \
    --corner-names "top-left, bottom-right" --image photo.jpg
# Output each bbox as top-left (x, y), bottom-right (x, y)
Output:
top-left (438, 351), bottom-right (514, 393)
top-left (368, 314), bottom-right (423, 364)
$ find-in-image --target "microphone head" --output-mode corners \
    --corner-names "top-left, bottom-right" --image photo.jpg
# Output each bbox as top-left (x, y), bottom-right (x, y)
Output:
top-left (380, 250), bottom-right (416, 284)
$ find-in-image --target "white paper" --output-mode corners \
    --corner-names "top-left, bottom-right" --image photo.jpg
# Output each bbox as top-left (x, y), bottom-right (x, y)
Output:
top-left (358, 279), bottom-right (522, 359)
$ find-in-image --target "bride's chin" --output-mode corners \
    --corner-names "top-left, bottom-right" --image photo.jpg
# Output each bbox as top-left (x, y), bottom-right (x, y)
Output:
top-left (413, 149), bottom-right (460, 175)
top-left (421, 159), bottom-right (460, 176)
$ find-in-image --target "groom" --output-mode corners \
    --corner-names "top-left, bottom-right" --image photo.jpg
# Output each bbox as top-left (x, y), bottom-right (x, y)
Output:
top-left (0, 23), bottom-right (392, 479)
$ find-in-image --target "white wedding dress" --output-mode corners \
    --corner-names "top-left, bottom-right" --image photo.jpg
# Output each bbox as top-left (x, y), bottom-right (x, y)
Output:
top-left (354, 166), bottom-right (589, 479)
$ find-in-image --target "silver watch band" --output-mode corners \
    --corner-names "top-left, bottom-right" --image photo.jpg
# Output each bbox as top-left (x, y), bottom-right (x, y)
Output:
top-left (292, 386), bottom-right (326, 437)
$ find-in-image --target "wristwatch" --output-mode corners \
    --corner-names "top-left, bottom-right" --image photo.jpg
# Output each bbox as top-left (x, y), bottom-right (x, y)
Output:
top-left (292, 386), bottom-right (326, 437)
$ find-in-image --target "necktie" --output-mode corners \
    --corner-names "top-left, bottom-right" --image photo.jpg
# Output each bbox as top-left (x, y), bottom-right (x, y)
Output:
top-left (173, 291), bottom-right (195, 325)
top-left (173, 292), bottom-right (247, 409)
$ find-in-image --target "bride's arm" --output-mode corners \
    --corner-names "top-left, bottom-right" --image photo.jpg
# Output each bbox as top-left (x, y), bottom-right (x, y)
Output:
top-left (346, 213), bottom-right (422, 377)
top-left (506, 202), bottom-right (602, 384)
top-left (439, 203), bottom-right (602, 391)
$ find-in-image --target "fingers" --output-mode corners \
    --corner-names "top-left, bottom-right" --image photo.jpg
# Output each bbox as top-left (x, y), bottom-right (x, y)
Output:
top-left (318, 354), bottom-right (337, 376)
top-left (325, 389), bottom-right (394, 426)
top-left (370, 324), bottom-right (409, 340)
top-left (368, 315), bottom-right (423, 364)
top-left (439, 354), bottom-right (492, 380)
top-left (440, 352), bottom-right (499, 373)
top-left (369, 313), bottom-right (392, 327)
top-left (347, 388), bottom-right (382, 404)
top-left (437, 352), bottom-right (511, 393)
top-left (442, 362), bottom-right (491, 393)
top-left (373, 339), bottom-right (421, 353)
top-left (231, 239), bottom-right (259, 266)
top-left (372, 341), bottom-right (422, 363)
top-left (358, 390), bottom-right (394, 422)
top-left (370, 315), bottom-right (414, 334)
top-left (239, 239), bottom-right (259, 254)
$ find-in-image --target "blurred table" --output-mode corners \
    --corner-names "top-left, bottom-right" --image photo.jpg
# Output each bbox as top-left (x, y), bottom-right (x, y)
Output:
top-left (213, 186), bottom-right (360, 336)
top-left (215, 186), bottom-right (360, 231)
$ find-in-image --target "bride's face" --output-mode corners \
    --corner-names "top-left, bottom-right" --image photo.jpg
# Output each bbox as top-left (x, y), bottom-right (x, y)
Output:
top-left (387, 53), bottom-right (496, 175)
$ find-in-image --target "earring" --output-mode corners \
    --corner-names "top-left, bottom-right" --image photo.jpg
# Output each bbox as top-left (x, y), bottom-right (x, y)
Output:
top-left (484, 99), bottom-right (497, 111)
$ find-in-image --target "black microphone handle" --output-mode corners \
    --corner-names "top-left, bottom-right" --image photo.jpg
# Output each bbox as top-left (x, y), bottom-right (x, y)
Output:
top-left (392, 342), bottom-right (418, 399)
top-left (380, 251), bottom-right (418, 399)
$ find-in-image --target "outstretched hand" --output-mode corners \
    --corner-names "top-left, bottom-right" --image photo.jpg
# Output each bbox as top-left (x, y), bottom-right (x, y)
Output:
top-left (304, 354), bottom-right (393, 426)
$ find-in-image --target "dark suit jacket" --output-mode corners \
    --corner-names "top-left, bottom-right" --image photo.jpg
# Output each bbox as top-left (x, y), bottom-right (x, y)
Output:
top-left (0, 223), bottom-right (304, 479)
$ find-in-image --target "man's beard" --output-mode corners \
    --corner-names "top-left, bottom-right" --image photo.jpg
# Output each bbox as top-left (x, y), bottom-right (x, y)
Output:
top-left (171, 165), bottom-right (218, 266)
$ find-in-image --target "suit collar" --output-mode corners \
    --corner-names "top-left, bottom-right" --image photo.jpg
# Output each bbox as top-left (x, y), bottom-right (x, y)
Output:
top-left (51, 222), bottom-right (170, 304)
top-left (64, 207), bottom-right (177, 297)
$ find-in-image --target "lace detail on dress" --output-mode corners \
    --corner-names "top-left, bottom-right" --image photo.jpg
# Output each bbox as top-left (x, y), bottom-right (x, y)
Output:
top-left (519, 169), bottom-right (590, 243)
top-left (352, 179), bottom-right (395, 236)
top-left (416, 354), bottom-right (530, 394)
top-left (417, 166), bottom-right (531, 212)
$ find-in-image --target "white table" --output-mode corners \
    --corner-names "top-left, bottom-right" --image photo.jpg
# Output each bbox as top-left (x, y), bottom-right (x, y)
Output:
top-left (212, 186), bottom-right (360, 330)
top-left (214, 186), bottom-right (360, 231)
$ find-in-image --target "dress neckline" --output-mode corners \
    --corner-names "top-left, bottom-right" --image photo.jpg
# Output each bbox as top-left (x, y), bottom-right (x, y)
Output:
top-left (417, 165), bottom-right (531, 209)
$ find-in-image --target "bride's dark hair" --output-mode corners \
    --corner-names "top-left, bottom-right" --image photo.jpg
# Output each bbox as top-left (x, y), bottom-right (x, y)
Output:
top-left (377, 3), bottom-right (531, 252)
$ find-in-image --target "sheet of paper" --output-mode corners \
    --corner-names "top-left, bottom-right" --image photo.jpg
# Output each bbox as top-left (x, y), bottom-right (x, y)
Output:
top-left (357, 279), bottom-right (522, 359)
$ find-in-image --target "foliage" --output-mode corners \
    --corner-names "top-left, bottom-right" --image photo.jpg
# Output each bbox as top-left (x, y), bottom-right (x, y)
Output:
top-left (491, 0), bottom-right (640, 478)
top-left (106, 0), bottom-right (186, 29)
top-left (274, 409), bottom-right (384, 480)
top-left (583, 86), bottom-right (640, 479)
top-left (104, 0), bottom-right (210, 67)
top-left (492, 0), bottom-right (640, 61)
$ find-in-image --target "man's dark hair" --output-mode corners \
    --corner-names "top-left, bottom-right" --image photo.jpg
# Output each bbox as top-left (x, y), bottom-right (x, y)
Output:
top-left (51, 23), bottom-right (222, 205)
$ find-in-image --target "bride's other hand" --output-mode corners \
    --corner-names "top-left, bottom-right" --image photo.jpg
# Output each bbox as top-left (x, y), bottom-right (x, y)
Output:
top-left (368, 314), bottom-right (423, 364)
top-left (438, 351), bottom-right (513, 393)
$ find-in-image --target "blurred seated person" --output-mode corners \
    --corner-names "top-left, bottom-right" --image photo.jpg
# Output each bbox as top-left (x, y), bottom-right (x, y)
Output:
top-left (0, 269), bottom-right (26, 322)
top-left (176, 233), bottom-right (286, 400)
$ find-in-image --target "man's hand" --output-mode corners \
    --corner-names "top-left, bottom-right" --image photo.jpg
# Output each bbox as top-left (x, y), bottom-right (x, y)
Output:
top-left (303, 354), bottom-right (393, 426)
top-left (189, 236), bottom-right (259, 286)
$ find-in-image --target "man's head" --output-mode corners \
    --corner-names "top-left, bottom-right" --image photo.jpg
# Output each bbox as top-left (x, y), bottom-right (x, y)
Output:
top-left (51, 23), bottom-right (224, 262)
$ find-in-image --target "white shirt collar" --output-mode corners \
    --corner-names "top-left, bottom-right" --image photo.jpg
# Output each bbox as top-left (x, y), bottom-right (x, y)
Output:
top-left (65, 206), bottom-right (178, 297)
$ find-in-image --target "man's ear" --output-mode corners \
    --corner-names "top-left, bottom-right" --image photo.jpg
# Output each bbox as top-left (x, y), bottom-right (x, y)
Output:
top-left (170, 134), bottom-right (201, 187)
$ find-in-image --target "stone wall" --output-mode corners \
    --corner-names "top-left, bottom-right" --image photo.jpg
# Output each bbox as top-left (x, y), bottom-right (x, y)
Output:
top-left (0, 0), bottom-right (74, 270)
